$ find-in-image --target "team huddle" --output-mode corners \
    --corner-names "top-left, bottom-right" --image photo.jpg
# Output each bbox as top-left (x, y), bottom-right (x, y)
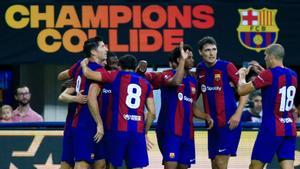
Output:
top-left (57, 36), bottom-right (297, 169)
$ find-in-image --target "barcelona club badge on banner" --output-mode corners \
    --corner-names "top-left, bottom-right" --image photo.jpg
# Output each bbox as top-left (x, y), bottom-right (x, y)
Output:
top-left (237, 8), bottom-right (279, 52)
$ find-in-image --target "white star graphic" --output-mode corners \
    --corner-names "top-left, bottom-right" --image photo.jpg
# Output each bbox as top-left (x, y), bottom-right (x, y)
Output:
top-left (9, 162), bottom-right (18, 169)
top-left (34, 154), bottom-right (60, 169)
top-left (295, 150), bottom-right (300, 166)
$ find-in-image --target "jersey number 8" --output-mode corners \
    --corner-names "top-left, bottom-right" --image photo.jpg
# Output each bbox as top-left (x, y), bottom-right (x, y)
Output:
top-left (126, 84), bottom-right (142, 109)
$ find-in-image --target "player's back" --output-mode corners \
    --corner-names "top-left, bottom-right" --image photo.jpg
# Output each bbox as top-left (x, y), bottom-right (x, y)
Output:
top-left (70, 60), bottom-right (103, 128)
top-left (108, 71), bottom-right (153, 133)
top-left (260, 67), bottom-right (297, 136)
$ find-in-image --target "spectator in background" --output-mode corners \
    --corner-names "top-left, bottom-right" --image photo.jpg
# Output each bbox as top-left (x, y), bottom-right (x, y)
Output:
top-left (0, 105), bottom-right (13, 122)
top-left (12, 86), bottom-right (43, 122)
top-left (242, 91), bottom-right (262, 123)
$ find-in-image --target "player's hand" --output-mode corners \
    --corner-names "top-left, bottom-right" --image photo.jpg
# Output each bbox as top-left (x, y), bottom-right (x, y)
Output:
top-left (136, 60), bottom-right (148, 75)
top-left (206, 117), bottom-right (214, 130)
top-left (94, 124), bottom-right (104, 143)
top-left (180, 41), bottom-right (188, 60)
top-left (146, 135), bottom-right (154, 151)
top-left (75, 90), bottom-right (87, 104)
top-left (249, 60), bottom-right (265, 74)
top-left (236, 67), bottom-right (250, 78)
top-left (228, 113), bottom-right (241, 130)
top-left (80, 58), bottom-right (89, 67)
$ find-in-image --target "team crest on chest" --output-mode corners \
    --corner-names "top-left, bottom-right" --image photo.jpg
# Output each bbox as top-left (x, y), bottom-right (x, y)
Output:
top-left (191, 87), bottom-right (196, 95)
top-left (214, 74), bottom-right (221, 81)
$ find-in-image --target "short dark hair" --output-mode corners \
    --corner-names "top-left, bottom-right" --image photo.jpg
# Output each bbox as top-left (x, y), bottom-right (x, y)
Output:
top-left (107, 51), bottom-right (117, 59)
top-left (105, 51), bottom-right (118, 70)
top-left (198, 36), bottom-right (217, 50)
top-left (15, 85), bottom-right (29, 95)
top-left (83, 36), bottom-right (103, 58)
top-left (171, 44), bottom-right (193, 64)
top-left (249, 90), bottom-right (261, 101)
top-left (119, 54), bottom-right (137, 70)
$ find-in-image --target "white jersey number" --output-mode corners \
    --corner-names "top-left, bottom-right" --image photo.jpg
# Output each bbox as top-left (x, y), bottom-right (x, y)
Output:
top-left (126, 84), bottom-right (142, 109)
top-left (279, 86), bottom-right (296, 112)
top-left (75, 76), bottom-right (81, 93)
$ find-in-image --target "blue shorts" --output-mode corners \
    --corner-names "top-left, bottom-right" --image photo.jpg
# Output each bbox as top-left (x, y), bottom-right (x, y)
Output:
top-left (160, 133), bottom-right (195, 166)
top-left (208, 125), bottom-right (241, 159)
top-left (105, 131), bottom-right (148, 168)
top-left (61, 126), bottom-right (75, 166)
top-left (251, 130), bottom-right (296, 163)
top-left (156, 131), bottom-right (164, 156)
top-left (73, 127), bottom-right (106, 163)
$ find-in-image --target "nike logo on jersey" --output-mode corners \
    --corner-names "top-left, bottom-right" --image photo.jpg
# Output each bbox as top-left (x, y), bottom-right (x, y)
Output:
top-left (218, 149), bottom-right (226, 153)
top-left (199, 75), bottom-right (205, 79)
top-left (164, 75), bottom-right (170, 79)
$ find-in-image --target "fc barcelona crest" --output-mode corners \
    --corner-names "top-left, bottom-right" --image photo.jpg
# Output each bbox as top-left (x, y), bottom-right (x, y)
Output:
top-left (237, 8), bottom-right (279, 52)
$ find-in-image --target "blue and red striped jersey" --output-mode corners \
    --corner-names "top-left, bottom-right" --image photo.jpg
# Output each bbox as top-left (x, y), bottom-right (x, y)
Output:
top-left (101, 70), bottom-right (153, 133)
top-left (68, 60), bottom-right (104, 128)
top-left (145, 71), bottom-right (163, 89)
top-left (253, 67), bottom-right (298, 136)
top-left (157, 70), bottom-right (197, 140)
top-left (196, 60), bottom-right (239, 128)
top-left (100, 83), bottom-right (113, 130)
top-left (64, 99), bottom-right (76, 132)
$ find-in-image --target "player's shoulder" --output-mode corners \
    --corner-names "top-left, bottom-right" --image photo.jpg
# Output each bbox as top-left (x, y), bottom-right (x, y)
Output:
top-left (285, 67), bottom-right (297, 77)
top-left (196, 62), bottom-right (205, 69)
top-left (161, 69), bottom-right (175, 77)
top-left (89, 61), bottom-right (103, 70)
top-left (138, 74), bottom-right (152, 84)
top-left (218, 60), bottom-right (235, 67)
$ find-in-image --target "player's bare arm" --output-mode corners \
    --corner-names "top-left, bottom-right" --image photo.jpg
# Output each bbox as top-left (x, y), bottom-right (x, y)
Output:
top-left (80, 58), bottom-right (103, 82)
top-left (87, 83), bottom-right (104, 143)
top-left (228, 95), bottom-right (248, 130)
top-left (145, 97), bottom-right (156, 150)
top-left (193, 102), bottom-right (213, 129)
top-left (145, 97), bottom-right (156, 133)
top-left (57, 69), bottom-right (70, 81)
top-left (58, 87), bottom-right (87, 104)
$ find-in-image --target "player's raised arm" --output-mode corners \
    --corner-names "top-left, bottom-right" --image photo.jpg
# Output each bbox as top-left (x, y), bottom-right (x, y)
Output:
top-left (165, 42), bottom-right (188, 86)
top-left (87, 83), bottom-right (104, 143)
top-left (81, 58), bottom-right (103, 82)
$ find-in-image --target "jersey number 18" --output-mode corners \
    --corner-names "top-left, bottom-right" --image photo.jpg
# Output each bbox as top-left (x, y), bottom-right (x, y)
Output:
top-left (279, 86), bottom-right (296, 112)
